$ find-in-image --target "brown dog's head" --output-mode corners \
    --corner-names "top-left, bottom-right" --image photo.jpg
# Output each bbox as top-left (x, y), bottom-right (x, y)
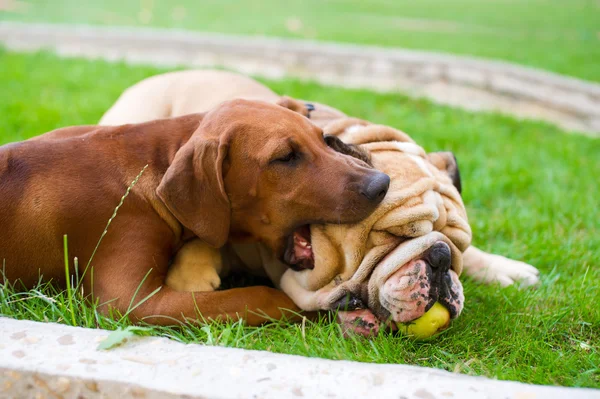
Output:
top-left (157, 99), bottom-right (390, 264)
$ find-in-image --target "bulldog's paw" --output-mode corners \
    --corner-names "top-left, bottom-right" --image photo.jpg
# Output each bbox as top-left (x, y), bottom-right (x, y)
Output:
top-left (468, 252), bottom-right (540, 288)
top-left (166, 271), bottom-right (221, 292)
top-left (166, 261), bottom-right (222, 292)
top-left (337, 309), bottom-right (381, 337)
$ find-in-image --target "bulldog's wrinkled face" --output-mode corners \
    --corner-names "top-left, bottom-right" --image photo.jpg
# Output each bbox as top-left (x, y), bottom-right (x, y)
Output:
top-left (332, 240), bottom-right (464, 319)
top-left (278, 136), bottom-right (472, 332)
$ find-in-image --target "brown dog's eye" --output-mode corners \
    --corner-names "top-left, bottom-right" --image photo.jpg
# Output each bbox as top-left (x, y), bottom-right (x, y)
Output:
top-left (271, 150), bottom-right (298, 165)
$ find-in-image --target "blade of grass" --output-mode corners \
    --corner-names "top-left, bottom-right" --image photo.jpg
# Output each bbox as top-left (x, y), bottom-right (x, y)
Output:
top-left (122, 286), bottom-right (163, 323)
top-left (63, 234), bottom-right (76, 326)
top-left (124, 268), bottom-right (153, 317)
top-left (118, 268), bottom-right (163, 323)
top-left (74, 256), bottom-right (79, 287)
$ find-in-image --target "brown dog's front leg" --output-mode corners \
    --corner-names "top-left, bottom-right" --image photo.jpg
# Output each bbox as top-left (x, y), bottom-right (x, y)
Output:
top-left (136, 285), bottom-right (305, 326)
top-left (87, 236), bottom-right (305, 326)
top-left (94, 268), bottom-right (306, 326)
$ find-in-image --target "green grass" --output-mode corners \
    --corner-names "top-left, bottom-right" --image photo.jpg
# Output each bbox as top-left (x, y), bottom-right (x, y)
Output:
top-left (1, 0), bottom-right (599, 82)
top-left (0, 49), bottom-right (599, 388)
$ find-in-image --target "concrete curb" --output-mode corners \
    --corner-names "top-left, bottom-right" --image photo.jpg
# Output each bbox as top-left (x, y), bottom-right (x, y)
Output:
top-left (0, 22), bottom-right (599, 136)
top-left (1, 318), bottom-right (598, 398)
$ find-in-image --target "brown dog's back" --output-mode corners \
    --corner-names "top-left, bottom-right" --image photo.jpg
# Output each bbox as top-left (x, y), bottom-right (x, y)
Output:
top-left (0, 117), bottom-right (200, 287)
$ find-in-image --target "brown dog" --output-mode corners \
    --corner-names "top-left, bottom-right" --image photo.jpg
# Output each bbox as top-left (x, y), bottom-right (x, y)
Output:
top-left (0, 99), bottom-right (390, 326)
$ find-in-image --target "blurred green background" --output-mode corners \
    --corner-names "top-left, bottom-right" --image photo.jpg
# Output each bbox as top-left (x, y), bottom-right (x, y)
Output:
top-left (1, 0), bottom-right (599, 82)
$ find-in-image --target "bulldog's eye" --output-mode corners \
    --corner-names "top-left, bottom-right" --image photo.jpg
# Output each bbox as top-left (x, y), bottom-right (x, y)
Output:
top-left (271, 150), bottom-right (299, 165)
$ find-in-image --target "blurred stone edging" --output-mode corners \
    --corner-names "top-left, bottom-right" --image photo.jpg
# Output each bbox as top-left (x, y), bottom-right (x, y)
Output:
top-left (0, 21), bottom-right (599, 136)
top-left (2, 317), bottom-right (599, 398)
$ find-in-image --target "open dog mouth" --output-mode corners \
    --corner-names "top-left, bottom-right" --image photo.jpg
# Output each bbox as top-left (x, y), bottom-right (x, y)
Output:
top-left (283, 225), bottom-right (315, 271)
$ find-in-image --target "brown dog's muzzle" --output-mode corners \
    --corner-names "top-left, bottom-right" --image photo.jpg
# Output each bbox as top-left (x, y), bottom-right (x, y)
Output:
top-left (324, 134), bottom-right (390, 205)
top-left (281, 158), bottom-right (389, 271)
top-left (324, 162), bottom-right (390, 223)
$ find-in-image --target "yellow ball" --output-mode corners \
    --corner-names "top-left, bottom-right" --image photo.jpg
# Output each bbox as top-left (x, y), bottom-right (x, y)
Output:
top-left (397, 302), bottom-right (451, 339)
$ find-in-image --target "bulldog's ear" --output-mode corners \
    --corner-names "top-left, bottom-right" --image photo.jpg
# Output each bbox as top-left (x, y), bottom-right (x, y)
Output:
top-left (427, 151), bottom-right (462, 194)
top-left (276, 96), bottom-right (310, 117)
top-left (324, 134), bottom-right (373, 166)
top-left (157, 137), bottom-right (230, 248)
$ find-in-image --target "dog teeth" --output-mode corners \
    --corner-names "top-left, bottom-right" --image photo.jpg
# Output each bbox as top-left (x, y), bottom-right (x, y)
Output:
top-left (298, 241), bottom-right (308, 247)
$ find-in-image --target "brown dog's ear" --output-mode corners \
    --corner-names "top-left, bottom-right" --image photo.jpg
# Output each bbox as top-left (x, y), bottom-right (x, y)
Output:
top-left (324, 134), bottom-right (373, 166)
top-left (276, 96), bottom-right (310, 117)
top-left (427, 151), bottom-right (462, 194)
top-left (157, 137), bottom-right (230, 247)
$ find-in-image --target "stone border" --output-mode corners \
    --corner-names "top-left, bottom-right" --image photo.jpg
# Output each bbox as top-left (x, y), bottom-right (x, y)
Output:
top-left (2, 318), bottom-right (598, 398)
top-left (0, 22), bottom-right (599, 136)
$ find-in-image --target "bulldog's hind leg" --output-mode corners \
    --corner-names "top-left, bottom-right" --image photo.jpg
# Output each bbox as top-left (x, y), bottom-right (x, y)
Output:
top-left (462, 246), bottom-right (540, 287)
top-left (166, 238), bottom-right (223, 292)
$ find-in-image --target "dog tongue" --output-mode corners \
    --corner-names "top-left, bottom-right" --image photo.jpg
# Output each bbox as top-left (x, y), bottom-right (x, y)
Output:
top-left (293, 230), bottom-right (313, 261)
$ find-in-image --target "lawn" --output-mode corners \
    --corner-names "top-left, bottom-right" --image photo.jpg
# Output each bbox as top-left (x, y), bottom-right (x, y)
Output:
top-left (1, 0), bottom-right (599, 82)
top-left (0, 49), bottom-right (598, 388)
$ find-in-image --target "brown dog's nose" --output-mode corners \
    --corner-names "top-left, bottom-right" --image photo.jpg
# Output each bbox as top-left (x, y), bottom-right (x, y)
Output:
top-left (360, 172), bottom-right (390, 203)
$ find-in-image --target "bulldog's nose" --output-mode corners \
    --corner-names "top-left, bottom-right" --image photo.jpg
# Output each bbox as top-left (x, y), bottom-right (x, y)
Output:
top-left (361, 172), bottom-right (390, 203)
top-left (425, 241), bottom-right (452, 271)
